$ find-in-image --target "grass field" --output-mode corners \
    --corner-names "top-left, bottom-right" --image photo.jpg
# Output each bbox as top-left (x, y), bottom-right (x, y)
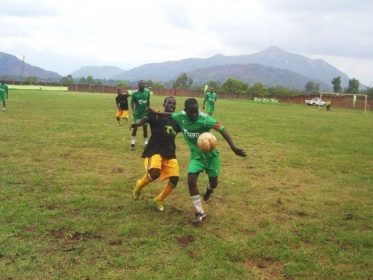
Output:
top-left (1, 90), bottom-right (372, 279)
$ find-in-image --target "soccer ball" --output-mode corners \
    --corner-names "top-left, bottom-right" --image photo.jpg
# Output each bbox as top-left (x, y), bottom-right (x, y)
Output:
top-left (197, 132), bottom-right (217, 152)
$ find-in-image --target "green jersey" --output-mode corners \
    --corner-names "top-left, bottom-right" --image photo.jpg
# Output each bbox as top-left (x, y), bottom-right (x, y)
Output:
top-left (204, 91), bottom-right (217, 113)
top-left (0, 83), bottom-right (8, 99)
top-left (172, 110), bottom-right (224, 160)
top-left (130, 88), bottom-right (150, 119)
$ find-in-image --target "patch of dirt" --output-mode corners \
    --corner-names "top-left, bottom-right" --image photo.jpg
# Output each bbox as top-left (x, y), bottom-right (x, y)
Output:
top-left (176, 235), bottom-right (194, 247)
top-left (67, 231), bottom-right (102, 243)
top-left (246, 258), bottom-right (283, 278)
top-left (49, 229), bottom-right (65, 239)
top-left (112, 167), bottom-right (124, 173)
top-left (26, 224), bottom-right (38, 232)
top-left (109, 239), bottom-right (123, 245)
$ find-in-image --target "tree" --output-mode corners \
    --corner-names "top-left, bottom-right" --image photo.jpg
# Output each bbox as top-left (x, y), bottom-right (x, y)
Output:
top-left (61, 74), bottom-right (74, 85)
top-left (364, 87), bottom-right (373, 97)
top-left (152, 82), bottom-right (164, 89)
top-left (331, 76), bottom-right (342, 93)
top-left (346, 78), bottom-right (360, 93)
top-left (205, 80), bottom-right (222, 92)
top-left (305, 81), bottom-right (320, 93)
top-left (25, 76), bottom-right (38, 84)
top-left (116, 80), bottom-right (128, 88)
top-left (172, 73), bottom-right (193, 88)
top-left (249, 82), bottom-right (267, 97)
top-left (78, 77), bottom-right (86, 84)
top-left (86, 75), bottom-right (95, 86)
top-left (222, 78), bottom-right (249, 94)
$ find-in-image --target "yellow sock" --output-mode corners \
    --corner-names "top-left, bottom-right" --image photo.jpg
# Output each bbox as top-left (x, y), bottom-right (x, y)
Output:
top-left (155, 183), bottom-right (174, 202)
top-left (135, 173), bottom-right (152, 191)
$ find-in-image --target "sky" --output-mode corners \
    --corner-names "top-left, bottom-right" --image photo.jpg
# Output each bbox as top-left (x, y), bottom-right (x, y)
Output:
top-left (1, 0), bottom-right (373, 86)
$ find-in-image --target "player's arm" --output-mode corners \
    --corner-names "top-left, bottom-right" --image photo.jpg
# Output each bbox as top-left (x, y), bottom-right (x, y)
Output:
top-left (130, 95), bottom-right (135, 113)
top-left (214, 127), bottom-right (247, 157)
top-left (202, 98), bottom-right (206, 109)
top-left (131, 115), bottom-right (150, 129)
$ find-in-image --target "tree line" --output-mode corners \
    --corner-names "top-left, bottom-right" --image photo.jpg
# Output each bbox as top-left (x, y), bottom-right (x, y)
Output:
top-left (58, 72), bottom-right (373, 97)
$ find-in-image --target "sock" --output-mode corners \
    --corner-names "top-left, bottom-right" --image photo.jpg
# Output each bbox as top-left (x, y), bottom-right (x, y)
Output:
top-left (131, 136), bottom-right (136, 145)
top-left (155, 183), bottom-right (174, 202)
top-left (191, 195), bottom-right (204, 214)
top-left (135, 173), bottom-right (152, 191)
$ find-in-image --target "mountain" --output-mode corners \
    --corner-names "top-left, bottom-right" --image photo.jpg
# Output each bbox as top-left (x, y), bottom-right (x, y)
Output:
top-left (114, 46), bottom-right (349, 88)
top-left (0, 52), bottom-right (61, 81)
top-left (71, 66), bottom-right (124, 79)
top-left (186, 64), bottom-right (329, 90)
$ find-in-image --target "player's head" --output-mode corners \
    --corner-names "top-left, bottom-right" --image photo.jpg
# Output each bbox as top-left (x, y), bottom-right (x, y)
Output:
top-left (117, 88), bottom-right (122, 95)
top-left (184, 98), bottom-right (199, 122)
top-left (138, 80), bottom-right (145, 91)
top-left (163, 96), bottom-right (176, 113)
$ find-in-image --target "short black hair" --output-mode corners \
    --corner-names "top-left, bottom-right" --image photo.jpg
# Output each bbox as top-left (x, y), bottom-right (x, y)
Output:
top-left (163, 96), bottom-right (175, 105)
top-left (184, 98), bottom-right (198, 109)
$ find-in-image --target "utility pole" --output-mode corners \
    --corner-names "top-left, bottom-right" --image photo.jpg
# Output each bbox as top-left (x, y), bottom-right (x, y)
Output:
top-left (20, 55), bottom-right (25, 81)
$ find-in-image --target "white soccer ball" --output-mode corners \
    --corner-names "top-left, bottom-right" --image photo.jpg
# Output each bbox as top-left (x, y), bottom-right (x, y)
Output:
top-left (197, 132), bottom-right (217, 153)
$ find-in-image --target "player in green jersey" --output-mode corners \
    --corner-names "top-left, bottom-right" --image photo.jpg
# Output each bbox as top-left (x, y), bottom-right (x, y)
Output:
top-left (172, 98), bottom-right (246, 223)
top-left (0, 81), bottom-right (9, 111)
top-left (202, 88), bottom-right (217, 116)
top-left (130, 80), bottom-right (151, 150)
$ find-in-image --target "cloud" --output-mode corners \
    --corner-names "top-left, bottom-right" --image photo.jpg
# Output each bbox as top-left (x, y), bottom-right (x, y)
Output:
top-left (0, 0), bottom-right (59, 17)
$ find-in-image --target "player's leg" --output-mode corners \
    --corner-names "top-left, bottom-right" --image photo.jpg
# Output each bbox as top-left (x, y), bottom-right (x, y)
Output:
top-left (188, 172), bottom-right (207, 223)
top-left (203, 176), bottom-right (218, 201)
top-left (143, 124), bottom-right (149, 148)
top-left (133, 155), bottom-right (161, 199)
top-left (116, 109), bottom-right (122, 125)
top-left (154, 159), bottom-right (180, 211)
top-left (130, 120), bottom-right (138, 150)
top-left (203, 153), bottom-right (220, 201)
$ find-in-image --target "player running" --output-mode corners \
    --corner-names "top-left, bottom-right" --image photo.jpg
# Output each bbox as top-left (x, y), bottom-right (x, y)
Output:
top-left (151, 98), bottom-right (246, 223)
top-left (202, 87), bottom-right (217, 116)
top-left (115, 88), bottom-right (129, 125)
top-left (131, 96), bottom-right (181, 211)
top-left (0, 81), bottom-right (9, 111)
top-left (130, 80), bottom-right (151, 150)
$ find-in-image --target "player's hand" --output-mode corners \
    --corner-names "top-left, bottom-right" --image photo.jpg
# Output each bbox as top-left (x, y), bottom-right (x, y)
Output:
top-left (232, 146), bottom-right (247, 157)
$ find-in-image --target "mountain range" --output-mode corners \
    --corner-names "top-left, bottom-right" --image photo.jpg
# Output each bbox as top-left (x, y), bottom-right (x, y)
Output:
top-left (0, 47), bottom-right (351, 90)
top-left (0, 52), bottom-right (61, 81)
top-left (71, 66), bottom-right (124, 79)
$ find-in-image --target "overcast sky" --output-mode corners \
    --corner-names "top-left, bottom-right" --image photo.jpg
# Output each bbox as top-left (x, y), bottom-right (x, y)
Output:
top-left (1, 0), bottom-right (372, 85)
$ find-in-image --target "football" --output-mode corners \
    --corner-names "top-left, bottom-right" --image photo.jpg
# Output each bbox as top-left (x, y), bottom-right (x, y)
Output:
top-left (197, 132), bottom-right (217, 152)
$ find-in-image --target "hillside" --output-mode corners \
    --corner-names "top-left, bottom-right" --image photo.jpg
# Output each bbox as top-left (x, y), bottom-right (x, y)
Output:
top-left (187, 63), bottom-right (330, 90)
top-left (0, 52), bottom-right (61, 81)
top-left (113, 46), bottom-right (349, 87)
top-left (71, 66), bottom-right (124, 79)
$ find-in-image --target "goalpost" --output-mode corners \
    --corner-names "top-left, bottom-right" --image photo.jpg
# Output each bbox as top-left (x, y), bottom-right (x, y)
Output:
top-left (320, 92), bottom-right (368, 112)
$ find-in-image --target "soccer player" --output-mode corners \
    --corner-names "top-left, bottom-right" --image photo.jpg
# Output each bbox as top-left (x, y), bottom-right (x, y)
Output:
top-left (115, 88), bottom-right (129, 125)
top-left (130, 80), bottom-right (151, 150)
top-left (131, 96), bottom-right (181, 211)
top-left (0, 81), bottom-right (9, 111)
top-left (152, 98), bottom-right (247, 223)
top-left (202, 87), bottom-right (217, 116)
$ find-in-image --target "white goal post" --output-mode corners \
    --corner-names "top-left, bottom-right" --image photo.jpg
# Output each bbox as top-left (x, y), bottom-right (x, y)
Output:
top-left (320, 92), bottom-right (368, 112)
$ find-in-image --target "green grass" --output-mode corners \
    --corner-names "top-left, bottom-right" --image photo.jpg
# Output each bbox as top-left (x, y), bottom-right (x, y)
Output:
top-left (1, 90), bottom-right (372, 279)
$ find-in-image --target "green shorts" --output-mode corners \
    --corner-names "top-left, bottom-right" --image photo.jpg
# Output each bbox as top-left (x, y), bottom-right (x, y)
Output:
top-left (0, 90), bottom-right (5, 102)
top-left (206, 104), bottom-right (215, 114)
top-left (133, 114), bottom-right (148, 126)
top-left (188, 152), bottom-right (220, 177)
